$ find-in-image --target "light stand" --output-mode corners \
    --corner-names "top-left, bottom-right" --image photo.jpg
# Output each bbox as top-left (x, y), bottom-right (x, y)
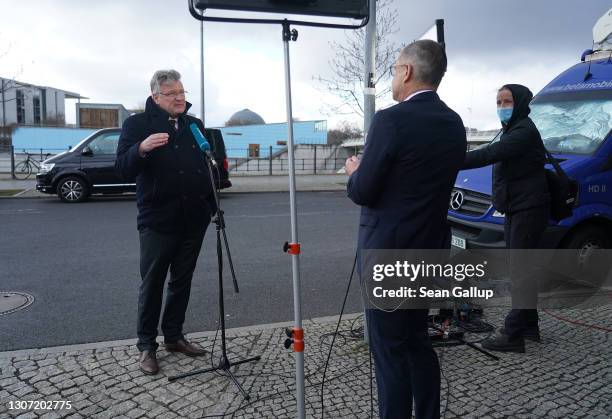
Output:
top-left (186, 3), bottom-right (369, 417)
top-left (281, 20), bottom-right (306, 413)
top-left (168, 155), bottom-right (260, 400)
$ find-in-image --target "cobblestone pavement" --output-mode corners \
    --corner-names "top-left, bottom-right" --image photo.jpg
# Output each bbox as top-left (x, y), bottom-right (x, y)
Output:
top-left (0, 307), bottom-right (610, 418)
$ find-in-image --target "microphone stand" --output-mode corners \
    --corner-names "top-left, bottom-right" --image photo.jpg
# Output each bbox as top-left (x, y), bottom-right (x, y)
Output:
top-left (168, 153), bottom-right (260, 400)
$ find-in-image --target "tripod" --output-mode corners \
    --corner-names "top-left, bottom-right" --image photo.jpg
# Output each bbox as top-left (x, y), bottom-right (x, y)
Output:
top-left (168, 154), bottom-right (260, 400)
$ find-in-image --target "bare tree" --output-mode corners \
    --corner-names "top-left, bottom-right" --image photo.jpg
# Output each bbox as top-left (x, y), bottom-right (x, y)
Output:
top-left (314, 0), bottom-right (401, 118)
top-left (327, 120), bottom-right (363, 145)
top-left (128, 101), bottom-right (146, 115)
top-left (0, 33), bottom-right (27, 128)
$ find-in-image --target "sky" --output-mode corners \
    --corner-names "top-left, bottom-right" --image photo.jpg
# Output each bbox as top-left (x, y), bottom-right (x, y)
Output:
top-left (0, 0), bottom-right (610, 131)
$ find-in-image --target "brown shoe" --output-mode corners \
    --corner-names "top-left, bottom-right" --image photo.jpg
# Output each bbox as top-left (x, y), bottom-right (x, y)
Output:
top-left (139, 350), bottom-right (159, 375)
top-left (164, 338), bottom-right (207, 357)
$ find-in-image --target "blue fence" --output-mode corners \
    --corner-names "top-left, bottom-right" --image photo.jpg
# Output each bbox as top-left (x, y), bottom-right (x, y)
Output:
top-left (9, 121), bottom-right (328, 158)
top-left (11, 126), bottom-right (97, 153)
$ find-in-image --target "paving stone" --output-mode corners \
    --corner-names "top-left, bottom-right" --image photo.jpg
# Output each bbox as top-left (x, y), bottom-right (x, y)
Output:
top-left (108, 400), bottom-right (137, 416)
top-left (126, 407), bottom-right (146, 418)
top-left (79, 404), bottom-right (103, 417)
top-left (38, 386), bottom-right (60, 396)
top-left (12, 385), bottom-right (36, 398)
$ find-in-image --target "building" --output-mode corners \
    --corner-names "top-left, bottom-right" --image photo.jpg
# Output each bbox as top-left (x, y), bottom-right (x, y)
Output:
top-left (215, 109), bottom-right (328, 158)
top-left (226, 108), bottom-right (266, 126)
top-left (0, 77), bottom-right (86, 127)
top-left (76, 103), bottom-right (130, 128)
top-left (466, 129), bottom-right (500, 149)
top-left (340, 128), bottom-right (500, 152)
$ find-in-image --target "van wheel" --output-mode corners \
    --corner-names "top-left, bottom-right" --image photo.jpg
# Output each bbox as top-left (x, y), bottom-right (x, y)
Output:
top-left (558, 226), bottom-right (611, 292)
top-left (57, 177), bottom-right (89, 203)
top-left (563, 226), bottom-right (611, 251)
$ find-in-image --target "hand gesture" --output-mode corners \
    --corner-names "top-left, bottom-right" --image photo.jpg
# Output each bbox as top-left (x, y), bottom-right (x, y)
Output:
top-left (345, 155), bottom-right (360, 176)
top-left (138, 133), bottom-right (169, 156)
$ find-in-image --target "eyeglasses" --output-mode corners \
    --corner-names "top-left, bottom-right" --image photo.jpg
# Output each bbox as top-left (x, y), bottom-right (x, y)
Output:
top-left (389, 64), bottom-right (408, 77)
top-left (157, 90), bottom-right (188, 99)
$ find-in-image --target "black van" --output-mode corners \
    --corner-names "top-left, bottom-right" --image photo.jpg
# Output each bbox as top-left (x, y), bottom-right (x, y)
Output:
top-left (36, 127), bottom-right (231, 203)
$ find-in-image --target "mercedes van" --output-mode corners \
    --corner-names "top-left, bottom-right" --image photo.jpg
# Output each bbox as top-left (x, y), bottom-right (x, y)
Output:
top-left (448, 8), bottom-right (612, 255)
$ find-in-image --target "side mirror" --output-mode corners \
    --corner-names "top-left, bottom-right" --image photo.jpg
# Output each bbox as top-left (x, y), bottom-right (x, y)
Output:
top-left (82, 146), bottom-right (93, 156)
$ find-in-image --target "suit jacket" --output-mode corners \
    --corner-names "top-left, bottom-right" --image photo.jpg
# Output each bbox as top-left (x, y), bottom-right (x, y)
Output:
top-left (115, 97), bottom-right (217, 233)
top-left (348, 91), bottom-right (466, 251)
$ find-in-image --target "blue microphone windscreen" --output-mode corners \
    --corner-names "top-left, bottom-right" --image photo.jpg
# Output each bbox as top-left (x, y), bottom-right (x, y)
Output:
top-left (190, 123), bottom-right (211, 152)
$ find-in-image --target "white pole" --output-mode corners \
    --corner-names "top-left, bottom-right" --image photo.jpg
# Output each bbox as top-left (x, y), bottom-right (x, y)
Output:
top-left (363, 0), bottom-right (376, 133)
top-left (362, 0), bottom-right (376, 344)
top-left (200, 9), bottom-right (205, 123)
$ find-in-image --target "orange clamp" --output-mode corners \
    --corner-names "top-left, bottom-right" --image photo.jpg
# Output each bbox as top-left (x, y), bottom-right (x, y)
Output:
top-left (292, 327), bottom-right (304, 352)
top-left (287, 243), bottom-right (301, 255)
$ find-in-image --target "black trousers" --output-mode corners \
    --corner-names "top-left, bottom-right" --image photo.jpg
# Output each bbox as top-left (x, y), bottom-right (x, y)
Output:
top-left (367, 308), bottom-right (440, 419)
top-left (503, 205), bottom-right (549, 339)
top-left (136, 226), bottom-right (207, 352)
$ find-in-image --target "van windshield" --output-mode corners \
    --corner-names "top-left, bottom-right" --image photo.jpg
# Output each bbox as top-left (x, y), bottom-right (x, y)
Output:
top-left (71, 130), bottom-right (103, 151)
top-left (530, 91), bottom-right (612, 155)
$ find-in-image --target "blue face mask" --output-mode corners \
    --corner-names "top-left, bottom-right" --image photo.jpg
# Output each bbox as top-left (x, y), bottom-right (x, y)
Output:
top-left (497, 107), bottom-right (513, 124)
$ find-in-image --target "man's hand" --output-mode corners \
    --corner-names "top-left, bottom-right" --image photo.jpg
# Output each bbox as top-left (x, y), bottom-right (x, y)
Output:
top-left (345, 155), bottom-right (360, 176)
top-left (138, 133), bottom-right (169, 157)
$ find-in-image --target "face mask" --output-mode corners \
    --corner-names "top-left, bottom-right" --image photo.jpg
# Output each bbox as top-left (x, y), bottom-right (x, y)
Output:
top-left (497, 107), bottom-right (513, 123)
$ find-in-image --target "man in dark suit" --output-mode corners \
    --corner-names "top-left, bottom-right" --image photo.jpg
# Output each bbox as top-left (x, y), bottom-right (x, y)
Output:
top-left (345, 40), bottom-right (466, 419)
top-left (116, 70), bottom-right (216, 375)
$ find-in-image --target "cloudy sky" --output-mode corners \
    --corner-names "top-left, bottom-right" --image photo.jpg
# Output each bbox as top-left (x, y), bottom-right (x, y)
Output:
top-left (0, 0), bottom-right (610, 131)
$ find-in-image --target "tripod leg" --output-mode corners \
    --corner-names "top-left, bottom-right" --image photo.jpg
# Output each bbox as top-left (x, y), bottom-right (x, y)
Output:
top-left (228, 355), bottom-right (261, 367)
top-left (224, 368), bottom-right (251, 400)
top-left (168, 364), bottom-right (218, 382)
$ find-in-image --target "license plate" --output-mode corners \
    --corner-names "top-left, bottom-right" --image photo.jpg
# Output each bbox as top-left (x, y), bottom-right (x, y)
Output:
top-left (451, 235), bottom-right (466, 249)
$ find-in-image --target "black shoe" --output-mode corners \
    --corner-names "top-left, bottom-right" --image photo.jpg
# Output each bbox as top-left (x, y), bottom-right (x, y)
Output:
top-left (481, 333), bottom-right (525, 353)
top-left (500, 327), bottom-right (541, 342)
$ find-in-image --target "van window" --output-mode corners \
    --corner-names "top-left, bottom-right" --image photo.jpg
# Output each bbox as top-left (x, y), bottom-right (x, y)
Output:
top-left (88, 133), bottom-right (120, 155)
top-left (531, 91), bottom-right (612, 155)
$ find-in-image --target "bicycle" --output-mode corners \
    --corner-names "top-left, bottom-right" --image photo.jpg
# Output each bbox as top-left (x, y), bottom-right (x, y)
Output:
top-left (14, 151), bottom-right (50, 180)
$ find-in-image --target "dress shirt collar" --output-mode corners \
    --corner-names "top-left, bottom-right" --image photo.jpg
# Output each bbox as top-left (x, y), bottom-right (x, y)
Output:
top-left (403, 89), bottom-right (434, 102)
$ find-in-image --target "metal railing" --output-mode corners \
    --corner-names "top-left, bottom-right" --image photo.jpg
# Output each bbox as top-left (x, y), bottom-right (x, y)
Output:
top-left (0, 145), bottom-right (65, 179)
top-left (226, 145), bottom-right (348, 175)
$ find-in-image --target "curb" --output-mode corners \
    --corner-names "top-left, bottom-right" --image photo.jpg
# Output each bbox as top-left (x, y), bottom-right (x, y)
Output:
top-left (0, 188), bottom-right (348, 199)
top-left (0, 312), bottom-right (362, 359)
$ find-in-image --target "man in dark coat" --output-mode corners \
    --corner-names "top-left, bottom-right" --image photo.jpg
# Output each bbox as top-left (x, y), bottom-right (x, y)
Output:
top-left (345, 40), bottom-right (466, 419)
top-left (463, 84), bottom-right (551, 352)
top-left (116, 69), bottom-right (217, 375)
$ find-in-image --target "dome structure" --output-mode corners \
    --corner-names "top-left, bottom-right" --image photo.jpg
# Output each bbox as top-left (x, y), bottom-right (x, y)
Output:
top-left (226, 108), bottom-right (266, 126)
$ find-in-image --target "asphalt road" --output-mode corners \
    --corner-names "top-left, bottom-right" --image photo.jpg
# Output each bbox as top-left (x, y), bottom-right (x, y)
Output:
top-left (0, 192), bottom-right (363, 351)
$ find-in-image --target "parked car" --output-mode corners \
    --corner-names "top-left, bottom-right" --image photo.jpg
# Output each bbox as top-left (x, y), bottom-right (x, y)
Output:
top-left (36, 127), bottom-right (232, 203)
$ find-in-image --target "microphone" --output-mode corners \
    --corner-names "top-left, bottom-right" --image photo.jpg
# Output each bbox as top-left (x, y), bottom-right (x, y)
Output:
top-left (189, 123), bottom-right (217, 167)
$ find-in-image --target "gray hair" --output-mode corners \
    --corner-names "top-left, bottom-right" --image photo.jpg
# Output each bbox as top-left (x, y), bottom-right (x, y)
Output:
top-left (150, 69), bottom-right (181, 94)
top-left (399, 40), bottom-right (447, 88)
